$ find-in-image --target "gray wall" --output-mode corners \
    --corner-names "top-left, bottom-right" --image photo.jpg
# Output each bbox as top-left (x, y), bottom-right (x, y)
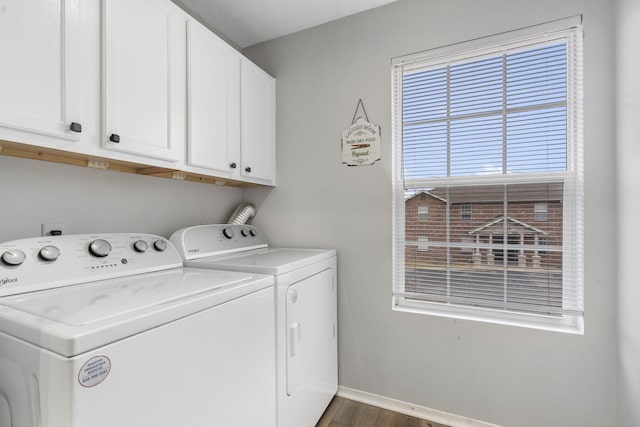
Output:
top-left (616, 0), bottom-right (640, 424)
top-left (244, 0), bottom-right (617, 426)
top-left (0, 156), bottom-right (243, 242)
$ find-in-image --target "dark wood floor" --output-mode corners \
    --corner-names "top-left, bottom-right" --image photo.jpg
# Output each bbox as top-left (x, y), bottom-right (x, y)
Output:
top-left (316, 396), bottom-right (450, 427)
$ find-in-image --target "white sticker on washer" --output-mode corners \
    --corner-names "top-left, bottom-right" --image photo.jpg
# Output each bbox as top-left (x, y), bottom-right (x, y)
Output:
top-left (78, 356), bottom-right (111, 388)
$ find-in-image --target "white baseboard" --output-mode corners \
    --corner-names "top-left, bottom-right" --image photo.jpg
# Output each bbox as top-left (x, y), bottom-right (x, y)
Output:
top-left (336, 386), bottom-right (503, 427)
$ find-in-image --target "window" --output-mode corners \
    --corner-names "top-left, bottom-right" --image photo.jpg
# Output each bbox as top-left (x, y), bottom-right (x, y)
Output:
top-left (418, 235), bottom-right (429, 251)
top-left (391, 18), bottom-right (584, 333)
top-left (460, 236), bottom-right (473, 253)
top-left (461, 204), bottom-right (472, 221)
top-left (418, 205), bottom-right (429, 221)
top-left (534, 202), bottom-right (548, 221)
top-left (539, 236), bottom-right (548, 255)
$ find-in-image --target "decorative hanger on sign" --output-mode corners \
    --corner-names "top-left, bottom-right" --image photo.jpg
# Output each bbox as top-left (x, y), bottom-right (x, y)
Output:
top-left (351, 98), bottom-right (370, 125)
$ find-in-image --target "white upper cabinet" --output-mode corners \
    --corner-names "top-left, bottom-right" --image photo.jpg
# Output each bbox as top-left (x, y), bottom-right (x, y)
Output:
top-left (0, 0), bottom-right (82, 145)
top-left (186, 20), bottom-right (240, 176)
top-left (0, 0), bottom-right (275, 186)
top-left (102, 0), bottom-right (184, 163)
top-left (240, 58), bottom-right (276, 185)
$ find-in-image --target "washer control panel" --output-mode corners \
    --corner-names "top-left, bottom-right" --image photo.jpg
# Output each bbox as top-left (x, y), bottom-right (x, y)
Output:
top-left (0, 234), bottom-right (182, 297)
top-left (170, 224), bottom-right (267, 261)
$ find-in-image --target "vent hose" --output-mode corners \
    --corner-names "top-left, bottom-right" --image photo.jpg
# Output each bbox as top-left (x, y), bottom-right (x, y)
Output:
top-left (227, 202), bottom-right (257, 225)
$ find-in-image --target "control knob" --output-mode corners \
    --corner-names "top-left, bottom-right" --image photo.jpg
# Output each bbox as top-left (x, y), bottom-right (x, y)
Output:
top-left (241, 228), bottom-right (256, 237)
top-left (39, 246), bottom-right (61, 262)
top-left (222, 228), bottom-right (235, 239)
top-left (89, 239), bottom-right (111, 257)
top-left (153, 239), bottom-right (167, 251)
top-left (1, 249), bottom-right (26, 266)
top-left (133, 240), bottom-right (149, 253)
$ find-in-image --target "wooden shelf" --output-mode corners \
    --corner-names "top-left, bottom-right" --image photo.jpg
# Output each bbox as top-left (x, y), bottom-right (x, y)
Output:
top-left (0, 140), bottom-right (261, 188)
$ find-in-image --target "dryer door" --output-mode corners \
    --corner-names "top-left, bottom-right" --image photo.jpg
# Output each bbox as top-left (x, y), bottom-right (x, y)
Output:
top-left (285, 268), bottom-right (336, 396)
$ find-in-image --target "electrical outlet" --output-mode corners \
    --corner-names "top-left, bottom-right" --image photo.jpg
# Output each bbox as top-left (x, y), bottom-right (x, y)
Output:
top-left (42, 223), bottom-right (66, 237)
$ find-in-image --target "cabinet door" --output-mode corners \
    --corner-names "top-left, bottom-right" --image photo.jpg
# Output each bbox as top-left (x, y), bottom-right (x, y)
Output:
top-left (102, 0), bottom-right (183, 162)
top-left (240, 58), bottom-right (276, 184)
top-left (186, 20), bottom-right (240, 175)
top-left (0, 0), bottom-right (82, 143)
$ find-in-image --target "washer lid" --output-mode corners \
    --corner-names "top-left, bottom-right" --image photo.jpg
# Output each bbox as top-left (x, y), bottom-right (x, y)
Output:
top-left (0, 267), bottom-right (272, 357)
top-left (187, 248), bottom-right (336, 276)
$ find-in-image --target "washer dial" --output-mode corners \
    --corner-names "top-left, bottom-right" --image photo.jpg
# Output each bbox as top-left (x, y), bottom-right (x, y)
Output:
top-left (133, 240), bottom-right (149, 253)
top-left (39, 246), bottom-right (61, 262)
top-left (89, 239), bottom-right (112, 257)
top-left (1, 249), bottom-right (26, 266)
top-left (153, 239), bottom-right (167, 251)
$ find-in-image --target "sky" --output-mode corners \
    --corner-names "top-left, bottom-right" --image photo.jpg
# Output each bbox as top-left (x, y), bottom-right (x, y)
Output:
top-left (402, 42), bottom-right (567, 180)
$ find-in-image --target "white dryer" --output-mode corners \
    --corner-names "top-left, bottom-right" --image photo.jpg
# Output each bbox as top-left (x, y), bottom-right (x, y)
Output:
top-left (0, 233), bottom-right (275, 427)
top-left (170, 224), bottom-right (337, 427)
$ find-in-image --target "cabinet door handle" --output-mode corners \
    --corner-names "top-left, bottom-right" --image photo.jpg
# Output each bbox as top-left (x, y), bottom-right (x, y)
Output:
top-left (109, 134), bottom-right (120, 143)
top-left (229, 162), bottom-right (237, 169)
top-left (69, 122), bottom-right (82, 133)
top-left (244, 166), bottom-right (251, 173)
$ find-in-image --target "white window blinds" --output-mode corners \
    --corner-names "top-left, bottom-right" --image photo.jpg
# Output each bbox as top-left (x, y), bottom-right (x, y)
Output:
top-left (391, 20), bottom-right (584, 332)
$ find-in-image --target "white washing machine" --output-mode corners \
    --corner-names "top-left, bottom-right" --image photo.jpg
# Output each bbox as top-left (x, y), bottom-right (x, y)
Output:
top-left (170, 224), bottom-right (337, 427)
top-left (0, 233), bottom-right (275, 427)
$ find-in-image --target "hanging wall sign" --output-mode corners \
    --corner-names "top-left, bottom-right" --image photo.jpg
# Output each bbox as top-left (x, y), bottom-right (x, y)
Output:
top-left (341, 99), bottom-right (381, 166)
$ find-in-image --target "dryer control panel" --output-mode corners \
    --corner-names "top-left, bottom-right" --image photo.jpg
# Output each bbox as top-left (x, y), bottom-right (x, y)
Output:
top-left (170, 224), bottom-right (268, 261)
top-left (0, 234), bottom-right (182, 297)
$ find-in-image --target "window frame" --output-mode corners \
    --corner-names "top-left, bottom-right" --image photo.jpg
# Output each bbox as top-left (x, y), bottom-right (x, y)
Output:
top-left (460, 204), bottom-right (472, 221)
top-left (391, 17), bottom-right (584, 334)
top-left (534, 202), bottom-right (549, 221)
top-left (417, 235), bottom-right (429, 251)
top-left (460, 236), bottom-right (474, 252)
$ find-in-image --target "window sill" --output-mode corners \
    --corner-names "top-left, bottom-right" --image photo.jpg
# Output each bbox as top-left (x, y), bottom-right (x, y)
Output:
top-left (393, 298), bottom-right (584, 334)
